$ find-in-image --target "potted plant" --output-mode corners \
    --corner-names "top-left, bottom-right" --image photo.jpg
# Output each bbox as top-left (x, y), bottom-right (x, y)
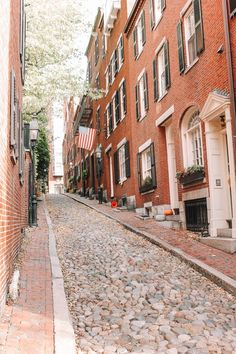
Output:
top-left (140, 175), bottom-right (153, 193)
top-left (176, 165), bottom-right (205, 186)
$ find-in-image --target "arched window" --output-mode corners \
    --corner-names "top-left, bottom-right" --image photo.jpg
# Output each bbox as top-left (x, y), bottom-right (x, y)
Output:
top-left (181, 110), bottom-right (203, 167)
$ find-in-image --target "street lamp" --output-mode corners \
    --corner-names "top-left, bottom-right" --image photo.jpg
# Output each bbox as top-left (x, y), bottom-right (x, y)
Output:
top-left (95, 144), bottom-right (103, 204)
top-left (29, 119), bottom-right (39, 227)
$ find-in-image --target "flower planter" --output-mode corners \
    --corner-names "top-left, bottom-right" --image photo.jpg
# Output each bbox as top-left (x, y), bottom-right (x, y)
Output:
top-left (179, 170), bottom-right (205, 186)
top-left (140, 183), bottom-right (154, 193)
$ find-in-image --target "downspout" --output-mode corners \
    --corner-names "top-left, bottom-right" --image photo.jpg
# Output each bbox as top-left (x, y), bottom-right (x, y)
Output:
top-left (222, 0), bottom-right (236, 166)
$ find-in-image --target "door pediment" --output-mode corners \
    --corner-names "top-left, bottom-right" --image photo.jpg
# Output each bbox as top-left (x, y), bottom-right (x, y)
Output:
top-left (200, 91), bottom-right (230, 122)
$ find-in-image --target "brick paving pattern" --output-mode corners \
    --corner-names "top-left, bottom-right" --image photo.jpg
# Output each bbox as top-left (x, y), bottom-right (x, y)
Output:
top-left (0, 201), bottom-right (54, 354)
top-left (67, 194), bottom-right (236, 281)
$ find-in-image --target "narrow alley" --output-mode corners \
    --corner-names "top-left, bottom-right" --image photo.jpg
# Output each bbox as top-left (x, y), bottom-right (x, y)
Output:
top-left (47, 195), bottom-right (236, 354)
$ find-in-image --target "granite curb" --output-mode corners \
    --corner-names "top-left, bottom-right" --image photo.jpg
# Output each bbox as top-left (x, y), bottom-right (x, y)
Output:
top-left (65, 193), bottom-right (236, 296)
top-left (44, 199), bottom-right (76, 354)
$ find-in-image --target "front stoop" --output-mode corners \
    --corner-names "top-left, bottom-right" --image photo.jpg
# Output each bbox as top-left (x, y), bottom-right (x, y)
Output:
top-left (200, 237), bottom-right (236, 254)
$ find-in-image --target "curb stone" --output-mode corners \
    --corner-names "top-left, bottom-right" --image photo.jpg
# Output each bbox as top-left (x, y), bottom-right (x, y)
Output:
top-left (65, 193), bottom-right (236, 296)
top-left (44, 200), bottom-right (76, 354)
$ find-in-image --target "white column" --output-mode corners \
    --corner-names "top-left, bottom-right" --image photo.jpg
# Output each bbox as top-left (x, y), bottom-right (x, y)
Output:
top-left (225, 107), bottom-right (236, 238)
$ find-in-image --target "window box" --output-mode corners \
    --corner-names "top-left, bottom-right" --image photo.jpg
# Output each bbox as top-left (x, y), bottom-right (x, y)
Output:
top-left (176, 165), bottom-right (205, 186)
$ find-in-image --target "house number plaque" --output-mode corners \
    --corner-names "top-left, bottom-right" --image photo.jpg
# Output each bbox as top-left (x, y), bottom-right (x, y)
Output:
top-left (216, 179), bottom-right (221, 187)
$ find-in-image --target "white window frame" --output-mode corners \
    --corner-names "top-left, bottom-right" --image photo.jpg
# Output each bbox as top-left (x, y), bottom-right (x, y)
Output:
top-left (181, 110), bottom-right (204, 168)
top-left (119, 144), bottom-right (126, 182)
top-left (184, 6), bottom-right (197, 67)
top-left (141, 148), bottom-right (152, 182)
top-left (117, 35), bottom-right (124, 70)
top-left (157, 46), bottom-right (166, 98)
top-left (119, 79), bottom-right (126, 120)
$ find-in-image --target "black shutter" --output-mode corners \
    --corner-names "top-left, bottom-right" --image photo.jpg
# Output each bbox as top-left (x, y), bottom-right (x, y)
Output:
top-left (230, 0), bottom-right (236, 14)
top-left (141, 11), bottom-right (146, 46)
top-left (150, 143), bottom-right (157, 188)
top-left (24, 123), bottom-right (30, 149)
top-left (177, 20), bottom-right (185, 74)
top-left (133, 27), bottom-right (138, 58)
top-left (108, 63), bottom-right (112, 85)
top-left (109, 102), bottom-right (113, 133)
top-left (115, 90), bottom-right (120, 124)
top-left (114, 49), bottom-right (119, 75)
top-left (143, 72), bottom-right (149, 111)
top-left (10, 71), bottom-right (16, 148)
top-left (137, 153), bottom-right (142, 189)
top-left (135, 84), bottom-right (140, 120)
top-left (193, 0), bottom-right (204, 54)
top-left (120, 36), bottom-right (124, 62)
top-left (149, 0), bottom-right (155, 30)
top-left (104, 110), bottom-right (108, 138)
top-left (153, 58), bottom-right (159, 101)
top-left (114, 150), bottom-right (119, 184)
top-left (161, 0), bottom-right (166, 12)
top-left (122, 80), bottom-right (127, 114)
top-left (164, 41), bottom-right (171, 89)
top-left (125, 141), bottom-right (130, 178)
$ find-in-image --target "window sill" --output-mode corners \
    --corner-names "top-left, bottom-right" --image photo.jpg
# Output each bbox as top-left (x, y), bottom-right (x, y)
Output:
top-left (158, 91), bottom-right (168, 103)
top-left (184, 57), bottom-right (199, 74)
top-left (141, 188), bottom-right (155, 195)
top-left (119, 177), bottom-right (127, 185)
top-left (135, 47), bottom-right (144, 61)
top-left (138, 112), bottom-right (148, 122)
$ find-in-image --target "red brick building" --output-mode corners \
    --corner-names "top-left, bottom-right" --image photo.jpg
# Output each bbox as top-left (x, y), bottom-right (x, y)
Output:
top-left (63, 0), bottom-right (236, 252)
top-left (0, 0), bottom-right (31, 314)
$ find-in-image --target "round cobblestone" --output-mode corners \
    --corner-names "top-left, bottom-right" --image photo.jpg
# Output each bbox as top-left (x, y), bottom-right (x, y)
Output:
top-left (47, 195), bottom-right (236, 354)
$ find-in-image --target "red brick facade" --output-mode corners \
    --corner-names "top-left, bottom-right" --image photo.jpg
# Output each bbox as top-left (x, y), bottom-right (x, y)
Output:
top-left (0, 0), bottom-right (31, 314)
top-left (63, 0), bottom-right (236, 243)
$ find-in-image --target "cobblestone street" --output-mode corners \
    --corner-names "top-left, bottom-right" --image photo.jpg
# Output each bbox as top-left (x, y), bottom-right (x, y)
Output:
top-left (47, 195), bottom-right (236, 354)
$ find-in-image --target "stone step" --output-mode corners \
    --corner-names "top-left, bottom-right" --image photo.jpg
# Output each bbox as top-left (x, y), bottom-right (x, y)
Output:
top-left (156, 220), bottom-right (182, 230)
top-left (200, 237), bottom-right (236, 254)
top-left (217, 228), bottom-right (232, 238)
top-left (165, 215), bottom-right (180, 222)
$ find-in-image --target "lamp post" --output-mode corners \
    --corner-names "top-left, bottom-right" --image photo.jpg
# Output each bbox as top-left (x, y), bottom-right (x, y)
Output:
top-left (29, 119), bottom-right (39, 226)
top-left (95, 144), bottom-right (103, 204)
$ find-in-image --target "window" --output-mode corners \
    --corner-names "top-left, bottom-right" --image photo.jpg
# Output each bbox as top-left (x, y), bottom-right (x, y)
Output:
top-left (137, 143), bottom-right (157, 193)
top-left (149, 0), bottom-right (166, 29)
top-left (95, 74), bottom-right (100, 89)
top-left (95, 37), bottom-right (99, 65)
top-left (135, 71), bottom-right (148, 120)
top-left (117, 36), bottom-right (124, 68)
top-left (133, 11), bottom-right (146, 58)
top-left (102, 34), bottom-right (107, 57)
top-left (177, 0), bottom-right (204, 73)
top-left (181, 110), bottom-right (203, 168)
top-left (105, 69), bottom-right (109, 94)
top-left (96, 107), bottom-right (101, 134)
top-left (119, 80), bottom-right (127, 119)
top-left (230, 0), bottom-right (236, 15)
top-left (153, 41), bottom-right (170, 101)
top-left (87, 61), bottom-right (92, 83)
top-left (115, 90), bottom-right (120, 125)
top-left (114, 141), bottom-right (130, 183)
top-left (184, 8), bottom-right (197, 66)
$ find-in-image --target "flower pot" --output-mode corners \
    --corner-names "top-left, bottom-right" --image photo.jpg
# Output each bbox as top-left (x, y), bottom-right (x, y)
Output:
top-left (179, 170), bottom-right (205, 186)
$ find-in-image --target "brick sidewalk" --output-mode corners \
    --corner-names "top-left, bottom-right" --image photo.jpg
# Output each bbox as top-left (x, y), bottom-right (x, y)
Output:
top-left (66, 194), bottom-right (236, 288)
top-left (0, 201), bottom-right (54, 354)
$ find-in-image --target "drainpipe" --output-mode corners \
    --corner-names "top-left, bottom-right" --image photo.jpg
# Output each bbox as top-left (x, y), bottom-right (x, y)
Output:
top-left (222, 0), bottom-right (236, 166)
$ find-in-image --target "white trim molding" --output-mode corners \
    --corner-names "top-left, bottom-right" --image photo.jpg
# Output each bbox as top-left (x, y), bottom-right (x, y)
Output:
top-left (156, 105), bottom-right (175, 127)
top-left (138, 138), bottom-right (152, 153)
top-left (117, 137), bottom-right (127, 149)
top-left (105, 143), bottom-right (112, 153)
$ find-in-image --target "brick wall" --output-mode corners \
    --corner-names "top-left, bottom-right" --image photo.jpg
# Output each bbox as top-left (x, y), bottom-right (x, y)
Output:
top-left (0, 0), bottom-right (30, 315)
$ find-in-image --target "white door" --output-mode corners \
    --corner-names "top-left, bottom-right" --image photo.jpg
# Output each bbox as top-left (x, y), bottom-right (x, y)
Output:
top-left (166, 124), bottom-right (179, 209)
